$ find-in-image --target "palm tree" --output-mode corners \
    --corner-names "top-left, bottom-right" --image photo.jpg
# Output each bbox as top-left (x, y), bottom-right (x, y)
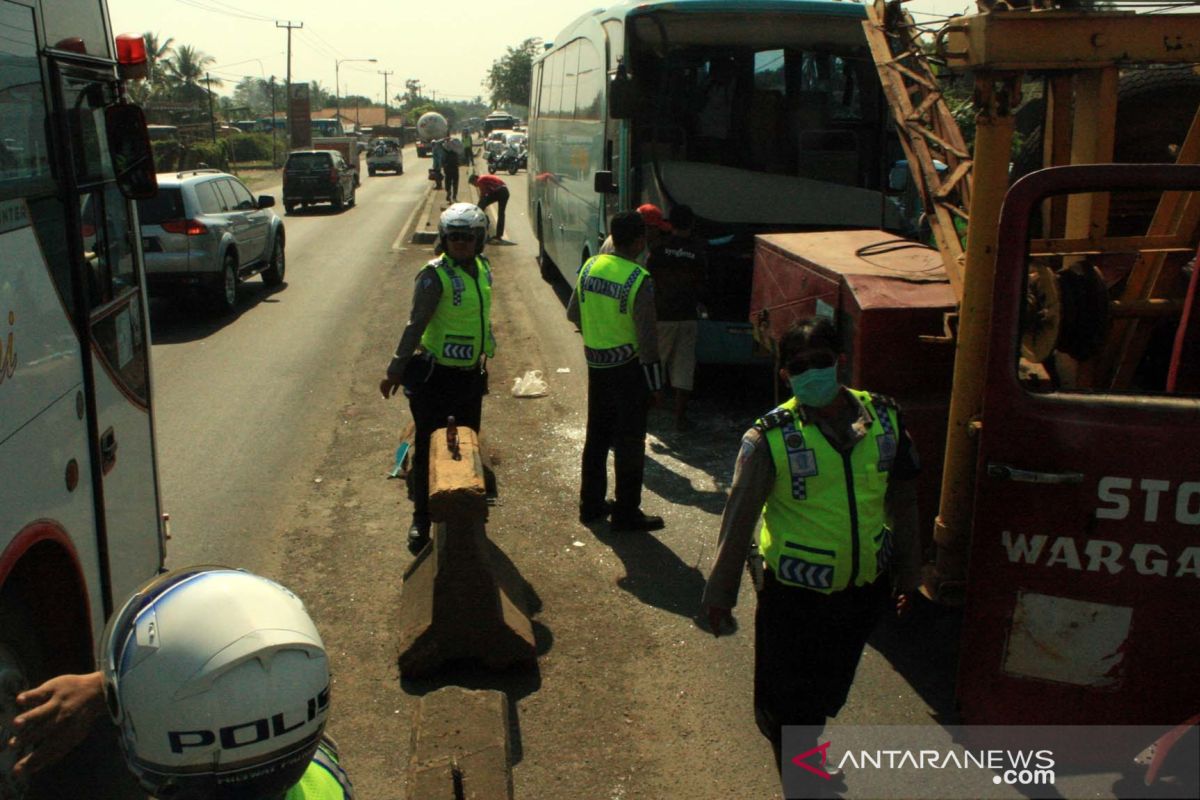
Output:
top-left (129, 31), bottom-right (173, 106)
top-left (163, 44), bottom-right (220, 105)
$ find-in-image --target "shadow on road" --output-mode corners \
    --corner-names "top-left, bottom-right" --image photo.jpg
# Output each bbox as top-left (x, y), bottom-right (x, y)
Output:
top-left (587, 519), bottom-right (708, 621)
top-left (868, 592), bottom-right (963, 724)
top-left (148, 281), bottom-right (287, 344)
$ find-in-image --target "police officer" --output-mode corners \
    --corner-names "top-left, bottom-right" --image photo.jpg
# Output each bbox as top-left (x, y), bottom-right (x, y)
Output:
top-left (380, 203), bottom-right (494, 553)
top-left (701, 316), bottom-right (922, 787)
top-left (6, 567), bottom-right (354, 799)
top-left (567, 210), bottom-right (665, 532)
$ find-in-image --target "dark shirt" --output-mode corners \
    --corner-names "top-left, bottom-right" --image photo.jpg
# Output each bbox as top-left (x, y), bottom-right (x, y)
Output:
top-left (645, 233), bottom-right (707, 321)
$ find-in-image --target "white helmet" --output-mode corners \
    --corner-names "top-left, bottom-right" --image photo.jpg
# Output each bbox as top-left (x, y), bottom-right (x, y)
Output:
top-left (99, 567), bottom-right (329, 800)
top-left (438, 202), bottom-right (489, 254)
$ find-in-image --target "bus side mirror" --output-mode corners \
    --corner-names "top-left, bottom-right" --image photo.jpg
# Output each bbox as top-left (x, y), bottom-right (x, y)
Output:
top-left (106, 104), bottom-right (158, 199)
top-left (594, 171), bottom-right (618, 194)
top-left (609, 68), bottom-right (634, 120)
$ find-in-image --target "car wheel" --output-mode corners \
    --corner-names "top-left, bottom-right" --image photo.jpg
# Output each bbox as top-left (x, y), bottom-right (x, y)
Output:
top-left (215, 252), bottom-right (239, 313)
top-left (284, 202), bottom-right (294, 214)
top-left (369, 167), bottom-right (376, 176)
top-left (397, 166), bottom-right (403, 175)
top-left (262, 235), bottom-right (285, 287)
top-left (332, 188), bottom-right (344, 211)
top-left (348, 184), bottom-right (356, 208)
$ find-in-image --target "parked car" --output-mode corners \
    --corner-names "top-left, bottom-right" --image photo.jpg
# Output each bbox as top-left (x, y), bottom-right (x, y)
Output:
top-left (484, 130), bottom-right (510, 156)
top-left (133, 169), bottom-right (286, 313)
top-left (282, 150), bottom-right (357, 213)
top-left (416, 139), bottom-right (433, 158)
top-left (367, 138), bottom-right (404, 176)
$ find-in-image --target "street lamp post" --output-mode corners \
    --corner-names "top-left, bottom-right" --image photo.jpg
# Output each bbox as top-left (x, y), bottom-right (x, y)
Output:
top-left (335, 57), bottom-right (377, 134)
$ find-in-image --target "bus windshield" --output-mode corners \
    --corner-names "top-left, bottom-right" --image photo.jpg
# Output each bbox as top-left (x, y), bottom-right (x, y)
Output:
top-left (627, 9), bottom-right (900, 229)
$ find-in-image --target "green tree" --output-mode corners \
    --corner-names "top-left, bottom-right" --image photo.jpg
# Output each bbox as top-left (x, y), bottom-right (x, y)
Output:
top-left (130, 31), bottom-right (173, 106)
top-left (485, 37), bottom-right (542, 108)
top-left (163, 44), bottom-right (220, 104)
top-left (232, 77), bottom-right (274, 118)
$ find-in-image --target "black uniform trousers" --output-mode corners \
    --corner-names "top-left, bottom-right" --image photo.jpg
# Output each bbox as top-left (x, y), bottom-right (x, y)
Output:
top-left (478, 186), bottom-right (510, 238)
top-left (580, 359), bottom-right (649, 521)
top-left (754, 568), bottom-right (889, 766)
top-left (407, 362), bottom-right (484, 528)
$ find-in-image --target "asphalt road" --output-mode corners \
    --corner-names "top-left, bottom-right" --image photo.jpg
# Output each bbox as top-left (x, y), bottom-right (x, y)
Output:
top-left (149, 147), bottom-right (427, 574)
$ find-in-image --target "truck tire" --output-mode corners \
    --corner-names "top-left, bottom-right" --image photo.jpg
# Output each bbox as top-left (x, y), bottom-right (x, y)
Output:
top-left (397, 165), bottom-right (403, 175)
top-left (284, 201), bottom-right (294, 215)
top-left (1013, 66), bottom-right (1200, 233)
top-left (332, 187), bottom-right (344, 211)
top-left (537, 213), bottom-right (557, 282)
top-left (368, 167), bottom-right (376, 176)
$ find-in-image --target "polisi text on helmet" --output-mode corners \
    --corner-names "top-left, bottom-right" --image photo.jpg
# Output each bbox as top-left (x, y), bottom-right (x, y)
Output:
top-left (167, 684), bottom-right (329, 754)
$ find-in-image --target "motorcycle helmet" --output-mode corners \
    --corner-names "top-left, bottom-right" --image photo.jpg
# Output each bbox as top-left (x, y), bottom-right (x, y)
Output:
top-left (438, 202), bottom-right (489, 255)
top-left (99, 567), bottom-right (329, 800)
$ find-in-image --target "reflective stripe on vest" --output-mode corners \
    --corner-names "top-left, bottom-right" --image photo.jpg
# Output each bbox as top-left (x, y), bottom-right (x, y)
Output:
top-left (418, 256), bottom-right (495, 367)
top-left (285, 741), bottom-right (354, 799)
top-left (758, 389), bottom-right (899, 594)
top-left (577, 253), bottom-right (646, 368)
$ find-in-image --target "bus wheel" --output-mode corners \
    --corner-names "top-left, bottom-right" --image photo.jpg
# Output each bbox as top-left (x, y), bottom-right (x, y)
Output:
top-left (537, 215), bottom-right (556, 282)
top-left (1, 597), bottom-right (48, 797)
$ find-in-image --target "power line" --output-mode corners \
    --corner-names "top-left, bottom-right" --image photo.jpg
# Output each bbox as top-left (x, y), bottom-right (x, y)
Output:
top-left (171, 0), bottom-right (272, 23)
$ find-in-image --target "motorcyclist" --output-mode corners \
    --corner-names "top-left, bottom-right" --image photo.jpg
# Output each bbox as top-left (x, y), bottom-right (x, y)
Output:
top-left (5, 566), bottom-right (353, 799)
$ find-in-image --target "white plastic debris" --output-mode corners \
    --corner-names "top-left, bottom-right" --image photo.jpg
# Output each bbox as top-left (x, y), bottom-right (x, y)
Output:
top-left (511, 369), bottom-right (548, 398)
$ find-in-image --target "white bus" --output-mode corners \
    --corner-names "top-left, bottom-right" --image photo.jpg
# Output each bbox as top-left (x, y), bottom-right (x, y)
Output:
top-left (1, 0), bottom-right (165, 780)
top-left (528, 0), bottom-right (909, 364)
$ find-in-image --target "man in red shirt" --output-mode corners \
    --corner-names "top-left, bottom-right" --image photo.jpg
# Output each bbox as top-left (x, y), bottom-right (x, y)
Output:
top-left (469, 173), bottom-right (510, 242)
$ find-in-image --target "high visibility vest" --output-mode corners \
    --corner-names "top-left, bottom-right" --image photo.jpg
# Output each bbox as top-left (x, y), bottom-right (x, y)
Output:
top-left (577, 253), bottom-right (647, 367)
top-left (757, 389), bottom-right (901, 594)
top-left (285, 739), bottom-right (355, 799)
top-left (419, 256), bottom-right (495, 367)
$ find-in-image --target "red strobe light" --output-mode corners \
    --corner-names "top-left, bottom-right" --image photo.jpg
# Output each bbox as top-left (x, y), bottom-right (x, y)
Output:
top-left (115, 34), bottom-right (148, 81)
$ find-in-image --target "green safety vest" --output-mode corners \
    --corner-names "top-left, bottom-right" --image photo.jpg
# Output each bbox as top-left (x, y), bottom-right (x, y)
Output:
top-left (757, 389), bottom-right (901, 594)
top-left (577, 253), bottom-right (648, 367)
top-left (285, 739), bottom-right (354, 799)
top-left (419, 256), bottom-right (496, 367)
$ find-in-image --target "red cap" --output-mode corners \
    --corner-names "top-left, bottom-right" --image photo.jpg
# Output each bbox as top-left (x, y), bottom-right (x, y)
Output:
top-left (637, 203), bottom-right (672, 232)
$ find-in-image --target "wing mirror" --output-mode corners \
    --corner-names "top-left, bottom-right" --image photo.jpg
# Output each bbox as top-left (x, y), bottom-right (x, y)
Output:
top-left (105, 103), bottom-right (158, 199)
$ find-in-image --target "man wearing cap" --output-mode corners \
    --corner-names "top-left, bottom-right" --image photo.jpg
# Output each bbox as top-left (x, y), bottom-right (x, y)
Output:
top-left (600, 203), bottom-right (671, 264)
top-left (645, 204), bottom-right (707, 430)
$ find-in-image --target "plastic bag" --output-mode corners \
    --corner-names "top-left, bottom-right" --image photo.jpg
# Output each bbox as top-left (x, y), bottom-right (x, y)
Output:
top-left (511, 369), bottom-right (548, 398)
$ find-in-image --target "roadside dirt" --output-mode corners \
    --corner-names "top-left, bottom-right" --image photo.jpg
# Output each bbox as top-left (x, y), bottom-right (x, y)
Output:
top-left (271, 180), bottom-right (788, 798)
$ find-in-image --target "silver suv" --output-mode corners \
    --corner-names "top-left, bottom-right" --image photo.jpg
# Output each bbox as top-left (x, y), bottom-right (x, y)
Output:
top-left (136, 169), bottom-right (286, 312)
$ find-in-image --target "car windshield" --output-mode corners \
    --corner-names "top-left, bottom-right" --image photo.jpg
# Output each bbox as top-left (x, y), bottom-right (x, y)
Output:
top-left (135, 188), bottom-right (185, 224)
top-left (287, 153), bottom-right (332, 171)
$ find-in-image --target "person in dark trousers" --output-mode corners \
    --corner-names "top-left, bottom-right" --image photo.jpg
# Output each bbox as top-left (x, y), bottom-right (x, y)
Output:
top-left (702, 316), bottom-right (922, 796)
top-left (644, 204), bottom-right (707, 430)
top-left (567, 210), bottom-right (666, 532)
top-left (380, 203), bottom-right (495, 553)
top-left (469, 173), bottom-right (510, 241)
top-left (442, 137), bottom-right (463, 203)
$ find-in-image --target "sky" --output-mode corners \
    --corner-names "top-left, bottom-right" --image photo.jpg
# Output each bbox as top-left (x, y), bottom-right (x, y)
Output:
top-left (108, 0), bottom-right (980, 105)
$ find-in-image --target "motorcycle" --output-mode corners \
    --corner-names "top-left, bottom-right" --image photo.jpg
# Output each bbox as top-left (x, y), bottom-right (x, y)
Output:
top-left (488, 147), bottom-right (527, 175)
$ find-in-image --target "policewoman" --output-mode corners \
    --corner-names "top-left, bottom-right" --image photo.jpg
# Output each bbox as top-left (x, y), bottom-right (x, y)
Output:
top-left (566, 210), bottom-right (665, 532)
top-left (701, 316), bottom-right (922, 777)
top-left (381, 203), bottom-right (495, 553)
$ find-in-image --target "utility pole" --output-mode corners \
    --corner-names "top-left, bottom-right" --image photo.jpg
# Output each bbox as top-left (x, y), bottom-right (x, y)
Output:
top-left (276, 20), bottom-right (303, 144)
top-left (204, 72), bottom-right (216, 143)
top-left (379, 69), bottom-right (394, 127)
top-left (269, 75), bottom-right (277, 165)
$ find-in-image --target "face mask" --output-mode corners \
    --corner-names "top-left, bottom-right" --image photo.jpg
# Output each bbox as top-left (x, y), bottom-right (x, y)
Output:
top-left (790, 366), bottom-right (840, 407)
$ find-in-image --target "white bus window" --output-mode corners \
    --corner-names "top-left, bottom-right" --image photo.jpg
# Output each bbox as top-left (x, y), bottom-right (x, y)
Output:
top-left (80, 184), bottom-right (136, 309)
top-left (0, 2), bottom-right (53, 197)
top-left (577, 41), bottom-right (603, 121)
top-left (42, 0), bottom-right (112, 59)
top-left (602, 20), bottom-right (623, 72)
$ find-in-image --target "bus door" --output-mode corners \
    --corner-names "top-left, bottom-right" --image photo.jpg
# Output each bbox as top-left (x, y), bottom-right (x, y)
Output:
top-left (959, 165), bottom-right (1200, 728)
top-left (52, 58), bottom-right (163, 617)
